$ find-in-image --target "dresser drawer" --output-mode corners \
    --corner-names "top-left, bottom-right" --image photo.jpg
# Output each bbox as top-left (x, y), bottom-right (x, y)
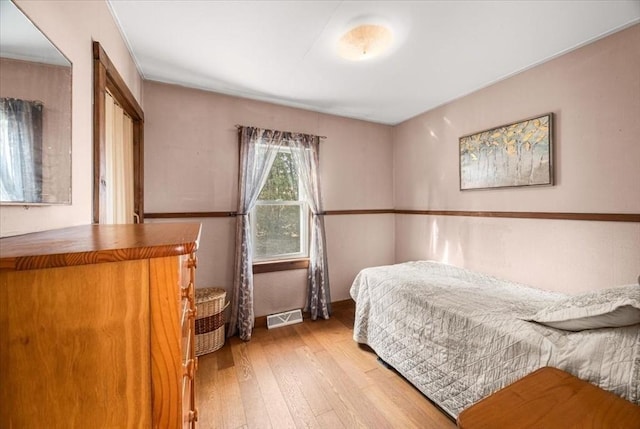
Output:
top-left (182, 375), bottom-right (191, 428)
top-left (181, 253), bottom-right (198, 428)
top-left (179, 254), bottom-right (195, 298)
top-left (180, 253), bottom-right (196, 365)
top-left (181, 299), bottom-right (194, 364)
top-left (182, 359), bottom-right (197, 429)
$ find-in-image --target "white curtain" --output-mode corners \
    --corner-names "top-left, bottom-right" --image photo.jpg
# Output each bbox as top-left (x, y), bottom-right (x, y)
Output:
top-left (228, 126), bottom-right (330, 341)
top-left (0, 98), bottom-right (43, 203)
top-left (289, 135), bottom-right (331, 320)
top-left (105, 92), bottom-right (134, 224)
top-left (228, 127), bottom-right (284, 340)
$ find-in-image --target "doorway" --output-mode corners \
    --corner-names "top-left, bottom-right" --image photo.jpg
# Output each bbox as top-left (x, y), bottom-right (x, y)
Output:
top-left (92, 41), bottom-right (144, 224)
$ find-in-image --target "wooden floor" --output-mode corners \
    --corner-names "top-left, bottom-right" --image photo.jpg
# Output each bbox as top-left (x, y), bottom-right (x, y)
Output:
top-left (196, 301), bottom-right (457, 429)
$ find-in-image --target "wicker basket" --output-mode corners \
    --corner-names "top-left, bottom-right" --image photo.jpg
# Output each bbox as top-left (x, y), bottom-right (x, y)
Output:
top-left (195, 287), bottom-right (228, 356)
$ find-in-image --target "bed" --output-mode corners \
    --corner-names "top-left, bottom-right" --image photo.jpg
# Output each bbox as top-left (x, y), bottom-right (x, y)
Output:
top-left (350, 261), bottom-right (640, 418)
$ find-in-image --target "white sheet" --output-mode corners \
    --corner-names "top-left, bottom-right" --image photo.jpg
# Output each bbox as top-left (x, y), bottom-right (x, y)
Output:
top-left (350, 261), bottom-right (640, 417)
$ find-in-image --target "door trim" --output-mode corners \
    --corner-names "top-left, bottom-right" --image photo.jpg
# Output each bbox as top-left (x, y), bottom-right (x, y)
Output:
top-left (93, 41), bottom-right (144, 224)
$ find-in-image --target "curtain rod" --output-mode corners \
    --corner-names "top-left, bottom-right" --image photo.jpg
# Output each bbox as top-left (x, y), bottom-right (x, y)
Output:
top-left (235, 124), bottom-right (326, 140)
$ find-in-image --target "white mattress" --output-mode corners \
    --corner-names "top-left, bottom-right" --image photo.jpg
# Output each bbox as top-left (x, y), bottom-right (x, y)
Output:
top-left (350, 261), bottom-right (640, 417)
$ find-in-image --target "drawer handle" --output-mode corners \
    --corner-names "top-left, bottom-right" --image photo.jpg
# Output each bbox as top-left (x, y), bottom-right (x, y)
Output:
top-left (188, 409), bottom-right (198, 422)
top-left (188, 307), bottom-right (197, 319)
top-left (183, 358), bottom-right (195, 379)
top-left (187, 255), bottom-right (198, 269)
top-left (181, 281), bottom-right (195, 300)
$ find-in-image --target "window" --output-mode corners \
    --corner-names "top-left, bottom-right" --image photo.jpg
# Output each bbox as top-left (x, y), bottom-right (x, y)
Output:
top-left (252, 148), bottom-right (308, 261)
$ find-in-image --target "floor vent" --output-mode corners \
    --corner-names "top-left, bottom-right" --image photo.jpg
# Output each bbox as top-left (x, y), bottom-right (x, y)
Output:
top-left (266, 309), bottom-right (303, 329)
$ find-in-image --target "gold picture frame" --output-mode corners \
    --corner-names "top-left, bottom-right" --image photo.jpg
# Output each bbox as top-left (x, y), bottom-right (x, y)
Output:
top-left (459, 113), bottom-right (553, 190)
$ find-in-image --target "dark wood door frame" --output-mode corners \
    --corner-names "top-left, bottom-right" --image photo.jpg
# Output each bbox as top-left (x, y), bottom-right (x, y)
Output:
top-left (93, 41), bottom-right (144, 224)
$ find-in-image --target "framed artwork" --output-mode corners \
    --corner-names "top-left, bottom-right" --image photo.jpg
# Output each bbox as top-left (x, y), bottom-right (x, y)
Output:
top-left (459, 113), bottom-right (553, 190)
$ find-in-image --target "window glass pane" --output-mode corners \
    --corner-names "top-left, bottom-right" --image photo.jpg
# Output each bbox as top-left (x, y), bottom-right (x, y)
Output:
top-left (254, 204), bottom-right (302, 258)
top-left (258, 151), bottom-right (298, 201)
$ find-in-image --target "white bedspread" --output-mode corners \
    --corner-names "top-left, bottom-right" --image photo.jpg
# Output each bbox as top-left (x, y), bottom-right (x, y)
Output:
top-left (350, 261), bottom-right (640, 417)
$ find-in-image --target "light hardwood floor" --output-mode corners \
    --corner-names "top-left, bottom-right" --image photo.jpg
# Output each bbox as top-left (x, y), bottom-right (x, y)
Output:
top-left (196, 301), bottom-right (457, 429)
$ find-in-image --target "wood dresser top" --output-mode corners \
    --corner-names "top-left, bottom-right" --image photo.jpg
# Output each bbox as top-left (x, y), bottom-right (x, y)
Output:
top-left (457, 366), bottom-right (640, 429)
top-left (0, 223), bottom-right (202, 271)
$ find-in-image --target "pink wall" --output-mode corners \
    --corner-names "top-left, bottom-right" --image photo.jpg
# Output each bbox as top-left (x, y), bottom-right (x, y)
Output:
top-left (6, 0), bottom-right (635, 314)
top-left (0, 0), bottom-right (142, 236)
top-left (394, 24), bottom-right (640, 293)
top-left (0, 58), bottom-right (72, 202)
top-left (146, 25), bottom-right (639, 315)
top-left (143, 81), bottom-right (395, 316)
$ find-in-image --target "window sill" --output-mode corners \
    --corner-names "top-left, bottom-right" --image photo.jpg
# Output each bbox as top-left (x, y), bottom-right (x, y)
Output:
top-left (253, 258), bottom-right (309, 274)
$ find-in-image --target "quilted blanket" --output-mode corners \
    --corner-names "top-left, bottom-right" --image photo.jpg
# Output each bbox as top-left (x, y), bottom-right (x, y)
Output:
top-left (350, 261), bottom-right (640, 417)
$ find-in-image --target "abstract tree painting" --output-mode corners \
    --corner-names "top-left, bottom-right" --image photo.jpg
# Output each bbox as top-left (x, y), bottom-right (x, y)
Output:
top-left (459, 113), bottom-right (553, 190)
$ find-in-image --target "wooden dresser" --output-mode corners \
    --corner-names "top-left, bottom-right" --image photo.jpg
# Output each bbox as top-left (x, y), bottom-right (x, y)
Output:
top-left (457, 366), bottom-right (640, 429)
top-left (0, 223), bottom-right (201, 428)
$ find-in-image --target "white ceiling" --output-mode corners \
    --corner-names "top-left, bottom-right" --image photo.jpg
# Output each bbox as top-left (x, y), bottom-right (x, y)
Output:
top-left (0, 0), bottom-right (70, 66)
top-left (108, 0), bottom-right (640, 125)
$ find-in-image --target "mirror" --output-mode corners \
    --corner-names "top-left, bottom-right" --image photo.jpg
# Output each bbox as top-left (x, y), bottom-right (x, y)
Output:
top-left (0, 0), bottom-right (72, 205)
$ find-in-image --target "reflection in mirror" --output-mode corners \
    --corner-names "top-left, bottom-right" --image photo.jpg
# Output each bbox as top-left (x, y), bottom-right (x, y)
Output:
top-left (0, 0), bottom-right (72, 205)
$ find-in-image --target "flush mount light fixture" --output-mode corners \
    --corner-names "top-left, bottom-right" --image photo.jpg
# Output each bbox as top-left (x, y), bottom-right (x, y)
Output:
top-left (338, 24), bottom-right (393, 61)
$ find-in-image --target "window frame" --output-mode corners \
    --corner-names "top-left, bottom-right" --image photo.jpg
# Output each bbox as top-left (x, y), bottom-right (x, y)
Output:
top-left (250, 147), bottom-right (309, 263)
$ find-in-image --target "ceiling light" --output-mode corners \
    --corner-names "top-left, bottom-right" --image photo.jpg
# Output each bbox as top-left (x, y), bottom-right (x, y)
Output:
top-left (338, 24), bottom-right (393, 61)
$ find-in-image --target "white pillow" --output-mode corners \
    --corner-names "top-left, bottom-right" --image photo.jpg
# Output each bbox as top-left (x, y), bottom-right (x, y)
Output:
top-left (524, 284), bottom-right (640, 331)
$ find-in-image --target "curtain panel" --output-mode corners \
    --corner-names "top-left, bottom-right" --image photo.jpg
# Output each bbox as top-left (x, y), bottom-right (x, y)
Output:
top-left (0, 98), bottom-right (43, 203)
top-left (228, 127), bottom-right (285, 340)
top-left (289, 135), bottom-right (332, 320)
top-left (104, 92), bottom-right (134, 224)
top-left (228, 126), bottom-right (331, 341)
